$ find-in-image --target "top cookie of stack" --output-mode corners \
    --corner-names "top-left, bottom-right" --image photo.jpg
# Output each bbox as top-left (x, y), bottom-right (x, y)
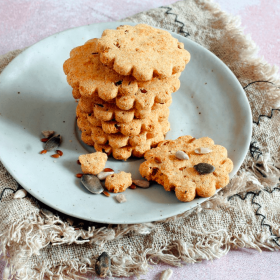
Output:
top-left (63, 24), bottom-right (190, 160)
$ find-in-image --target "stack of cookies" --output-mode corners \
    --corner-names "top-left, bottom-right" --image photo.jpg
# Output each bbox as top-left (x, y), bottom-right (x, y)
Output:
top-left (63, 24), bottom-right (190, 160)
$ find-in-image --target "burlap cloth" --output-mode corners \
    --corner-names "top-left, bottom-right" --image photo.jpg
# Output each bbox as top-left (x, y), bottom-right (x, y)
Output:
top-left (1, 0), bottom-right (280, 279)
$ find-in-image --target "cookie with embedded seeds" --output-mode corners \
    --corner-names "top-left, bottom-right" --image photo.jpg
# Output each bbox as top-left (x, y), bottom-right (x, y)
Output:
top-left (139, 136), bottom-right (233, 202)
top-left (97, 24), bottom-right (190, 81)
top-left (105, 171), bottom-right (132, 193)
top-left (63, 38), bottom-right (180, 109)
top-left (79, 152), bottom-right (107, 175)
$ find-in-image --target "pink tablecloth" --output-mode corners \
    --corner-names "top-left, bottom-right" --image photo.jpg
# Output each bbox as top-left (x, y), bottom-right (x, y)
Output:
top-left (0, 0), bottom-right (279, 279)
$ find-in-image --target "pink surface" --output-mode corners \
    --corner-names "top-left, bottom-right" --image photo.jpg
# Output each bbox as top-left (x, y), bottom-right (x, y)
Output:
top-left (0, 0), bottom-right (280, 279)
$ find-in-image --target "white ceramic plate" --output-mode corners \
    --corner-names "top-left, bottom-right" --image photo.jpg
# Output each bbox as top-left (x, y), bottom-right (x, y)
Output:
top-left (0, 22), bottom-right (252, 224)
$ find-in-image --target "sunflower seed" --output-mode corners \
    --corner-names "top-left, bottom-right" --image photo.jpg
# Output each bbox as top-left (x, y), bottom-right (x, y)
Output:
top-left (132, 179), bottom-right (150, 188)
top-left (194, 163), bottom-right (215, 175)
top-left (14, 189), bottom-right (27, 199)
top-left (97, 171), bottom-right (114, 180)
top-left (44, 134), bottom-right (62, 151)
top-left (160, 268), bottom-right (173, 280)
top-left (116, 194), bottom-right (127, 203)
top-left (41, 130), bottom-right (55, 138)
top-left (95, 252), bottom-right (111, 278)
top-left (81, 175), bottom-right (103, 194)
top-left (175, 151), bottom-right (189, 160)
top-left (195, 147), bottom-right (212, 154)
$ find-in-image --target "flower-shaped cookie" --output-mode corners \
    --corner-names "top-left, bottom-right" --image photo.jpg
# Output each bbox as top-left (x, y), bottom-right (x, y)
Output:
top-left (97, 24), bottom-right (190, 81)
top-left (139, 136), bottom-right (233, 202)
top-left (63, 38), bottom-right (180, 109)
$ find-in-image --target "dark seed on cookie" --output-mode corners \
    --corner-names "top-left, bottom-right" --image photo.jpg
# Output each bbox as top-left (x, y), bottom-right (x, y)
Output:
top-left (194, 163), bottom-right (215, 175)
top-left (140, 89), bottom-right (147, 93)
top-left (92, 52), bottom-right (99, 55)
top-left (96, 104), bottom-right (104, 107)
top-left (114, 80), bottom-right (123, 86)
top-left (95, 252), bottom-right (111, 278)
top-left (152, 167), bottom-right (159, 176)
top-left (154, 157), bottom-right (162, 163)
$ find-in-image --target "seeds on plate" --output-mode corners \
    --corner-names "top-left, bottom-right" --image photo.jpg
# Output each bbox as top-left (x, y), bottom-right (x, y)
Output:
top-left (81, 174), bottom-right (104, 194)
top-left (132, 179), bottom-right (150, 188)
top-left (56, 150), bottom-right (63, 156)
top-left (102, 191), bottom-right (110, 197)
top-left (194, 147), bottom-right (212, 154)
top-left (194, 163), bottom-right (215, 175)
top-left (41, 138), bottom-right (49, 143)
top-left (116, 194), bottom-right (127, 203)
top-left (175, 151), bottom-right (189, 160)
top-left (95, 252), bottom-right (111, 278)
top-left (51, 154), bottom-right (60, 158)
top-left (129, 184), bottom-right (137, 189)
top-left (41, 130), bottom-right (55, 138)
top-left (97, 171), bottom-right (114, 180)
top-left (45, 134), bottom-right (62, 151)
top-left (103, 168), bottom-right (114, 172)
top-left (40, 150), bottom-right (47, 154)
top-left (76, 173), bottom-right (83, 178)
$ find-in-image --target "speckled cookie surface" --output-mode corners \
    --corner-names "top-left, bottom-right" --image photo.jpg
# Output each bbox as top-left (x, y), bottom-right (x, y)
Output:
top-left (97, 24), bottom-right (190, 81)
top-left (139, 136), bottom-right (233, 202)
top-left (79, 152), bottom-right (107, 175)
top-left (63, 38), bottom-right (180, 108)
top-left (105, 171), bottom-right (132, 193)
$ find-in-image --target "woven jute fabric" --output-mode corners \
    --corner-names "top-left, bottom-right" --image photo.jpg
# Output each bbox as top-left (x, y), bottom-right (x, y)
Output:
top-left (1, 0), bottom-right (280, 279)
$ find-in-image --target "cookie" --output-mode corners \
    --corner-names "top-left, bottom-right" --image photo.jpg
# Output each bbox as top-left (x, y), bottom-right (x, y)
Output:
top-left (97, 24), bottom-right (190, 81)
top-left (94, 132), bottom-right (166, 161)
top-left (139, 136), bottom-right (233, 202)
top-left (63, 38), bottom-right (180, 107)
top-left (79, 152), bottom-right (107, 175)
top-left (105, 171), bottom-right (132, 193)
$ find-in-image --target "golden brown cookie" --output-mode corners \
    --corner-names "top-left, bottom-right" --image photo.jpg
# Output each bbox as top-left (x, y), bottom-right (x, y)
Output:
top-left (79, 152), bottom-right (107, 175)
top-left (139, 136), bottom-right (233, 202)
top-left (94, 132), bottom-right (165, 161)
top-left (63, 38), bottom-right (180, 108)
top-left (97, 24), bottom-right (190, 81)
top-left (105, 171), bottom-right (132, 193)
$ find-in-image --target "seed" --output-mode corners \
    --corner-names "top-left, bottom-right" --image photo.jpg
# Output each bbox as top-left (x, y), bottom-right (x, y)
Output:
top-left (154, 156), bottom-right (162, 163)
top-left (76, 173), bottom-right (83, 178)
top-left (132, 180), bottom-right (150, 188)
top-left (176, 151), bottom-right (189, 160)
top-left (45, 134), bottom-right (62, 151)
top-left (140, 89), bottom-right (147, 93)
top-left (194, 163), bottom-right (215, 175)
top-left (97, 171), bottom-right (114, 180)
top-left (14, 189), bottom-right (27, 199)
top-left (40, 150), bottom-right (47, 154)
top-left (51, 154), bottom-right (60, 158)
top-left (160, 268), bottom-right (173, 280)
top-left (129, 184), bottom-right (137, 189)
top-left (41, 138), bottom-right (49, 142)
top-left (102, 191), bottom-right (110, 197)
top-left (56, 150), bottom-right (63, 156)
top-left (95, 252), bottom-right (111, 278)
top-left (103, 168), bottom-right (114, 172)
top-left (77, 160), bottom-right (81, 165)
top-left (116, 194), bottom-right (126, 203)
top-left (41, 130), bottom-right (55, 138)
top-left (114, 80), bottom-right (122, 86)
top-left (195, 147), bottom-right (212, 154)
top-left (81, 175), bottom-right (104, 194)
